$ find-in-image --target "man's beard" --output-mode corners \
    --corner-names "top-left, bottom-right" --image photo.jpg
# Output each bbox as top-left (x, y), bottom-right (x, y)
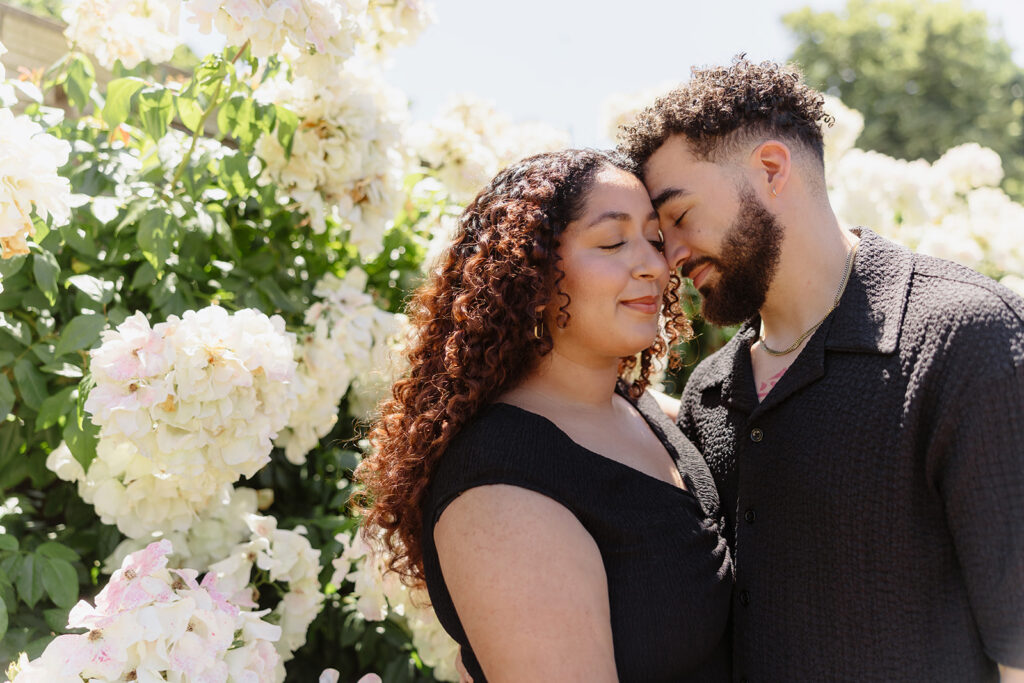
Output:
top-left (680, 185), bottom-right (784, 326)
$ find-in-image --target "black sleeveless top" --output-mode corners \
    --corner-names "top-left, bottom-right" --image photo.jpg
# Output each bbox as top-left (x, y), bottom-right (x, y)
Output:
top-left (420, 388), bottom-right (733, 682)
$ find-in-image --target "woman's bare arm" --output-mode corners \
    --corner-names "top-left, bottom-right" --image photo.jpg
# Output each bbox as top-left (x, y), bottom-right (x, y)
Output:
top-left (434, 484), bottom-right (619, 683)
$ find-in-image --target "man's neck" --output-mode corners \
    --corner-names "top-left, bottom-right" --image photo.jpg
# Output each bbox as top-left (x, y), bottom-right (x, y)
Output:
top-left (757, 209), bottom-right (859, 351)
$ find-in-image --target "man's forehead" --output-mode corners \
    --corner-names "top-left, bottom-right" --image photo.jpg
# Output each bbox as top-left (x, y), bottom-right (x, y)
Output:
top-left (643, 136), bottom-right (703, 198)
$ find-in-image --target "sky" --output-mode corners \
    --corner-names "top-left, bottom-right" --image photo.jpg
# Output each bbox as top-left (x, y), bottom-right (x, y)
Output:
top-left (378, 0), bottom-right (1024, 148)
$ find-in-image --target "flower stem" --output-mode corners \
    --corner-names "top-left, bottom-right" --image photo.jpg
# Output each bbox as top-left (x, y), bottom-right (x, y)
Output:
top-left (168, 40), bottom-right (251, 190)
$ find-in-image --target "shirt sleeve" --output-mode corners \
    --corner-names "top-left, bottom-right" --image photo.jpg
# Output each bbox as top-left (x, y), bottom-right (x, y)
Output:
top-left (933, 360), bottom-right (1024, 668)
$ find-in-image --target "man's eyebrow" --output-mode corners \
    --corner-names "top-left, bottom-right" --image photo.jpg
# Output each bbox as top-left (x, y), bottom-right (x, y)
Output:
top-left (651, 187), bottom-right (690, 211)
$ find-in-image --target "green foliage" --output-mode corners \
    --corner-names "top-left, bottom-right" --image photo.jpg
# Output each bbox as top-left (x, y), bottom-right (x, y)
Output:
top-left (0, 38), bottom-right (455, 680)
top-left (785, 0), bottom-right (1024, 198)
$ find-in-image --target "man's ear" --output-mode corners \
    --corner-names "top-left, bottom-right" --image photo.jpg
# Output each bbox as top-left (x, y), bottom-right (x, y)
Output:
top-left (749, 140), bottom-right (792, 199)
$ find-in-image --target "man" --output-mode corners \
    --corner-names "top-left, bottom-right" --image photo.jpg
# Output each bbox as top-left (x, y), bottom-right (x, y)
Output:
top-left (616, 57), bottom-right (1024, 681)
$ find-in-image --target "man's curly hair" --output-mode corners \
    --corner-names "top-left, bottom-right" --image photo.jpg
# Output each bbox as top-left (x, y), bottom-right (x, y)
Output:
top-left (354, 148), bottom-right (690, 586)
top-left (618, 56), bottom-right (833, 173)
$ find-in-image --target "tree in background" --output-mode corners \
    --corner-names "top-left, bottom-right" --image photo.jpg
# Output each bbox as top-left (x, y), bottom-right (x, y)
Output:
top-left (785, 0), bottom-right (1024, 199)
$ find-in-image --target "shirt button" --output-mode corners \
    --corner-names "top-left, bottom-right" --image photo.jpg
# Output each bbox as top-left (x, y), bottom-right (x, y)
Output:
top-left (750, 428), bottom-right (764, 442)
top-left (739, 590), bottom-right (751, 606)
top-left (744, 509), bottom-right (756, 523)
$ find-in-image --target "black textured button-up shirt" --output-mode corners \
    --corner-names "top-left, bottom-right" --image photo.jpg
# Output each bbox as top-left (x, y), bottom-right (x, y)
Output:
top-left (679, 229), bottom-right (1024, 682)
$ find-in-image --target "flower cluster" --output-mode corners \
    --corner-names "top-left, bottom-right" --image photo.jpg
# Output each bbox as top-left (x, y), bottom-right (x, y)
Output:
top-left (10, 540), bottom-right (282, 683)
top-left (0, 109), bottom-right (72, 260)
top-left (102, 486), bottom-right (265, 574)
top-left (64, 307), bottom-right (297, 538)
top-left (410, 94), bottom-right (570, 203)
top-left (255, 59), bottom-right (407, 255)
top-left (63, 0), bottom-right (179, 69)
top-left (208, 514), bottom-right (325, 670)
top-left (332, 530), bottom-right (459, 682)
top-left (187, 0), bottom-right (364, 60)
top-left (276, 268), bottom-right (403, 462)
top-left (359, 0), bottom-right (435, 57)
top-left (829, 142), bottom-right (1024, 283)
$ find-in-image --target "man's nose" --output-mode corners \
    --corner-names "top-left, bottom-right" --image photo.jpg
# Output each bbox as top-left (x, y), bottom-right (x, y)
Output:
top-left (663, 233), bottom-right (692, 271)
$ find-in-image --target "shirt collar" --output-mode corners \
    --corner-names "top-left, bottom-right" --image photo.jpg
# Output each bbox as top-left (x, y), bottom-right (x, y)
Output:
top-left (688, 227), bottom-right (912, 394)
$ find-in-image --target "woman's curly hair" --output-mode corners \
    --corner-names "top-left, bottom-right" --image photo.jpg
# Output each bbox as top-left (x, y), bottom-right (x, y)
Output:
top-left (617, 56), bottom-right (834, 173)
top-left (355, 148), bottom-right (691, 586)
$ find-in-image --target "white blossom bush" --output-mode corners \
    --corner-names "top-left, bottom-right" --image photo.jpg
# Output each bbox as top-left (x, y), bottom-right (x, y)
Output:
top-left (8, 540), bottom-right (283, 683)
top-left (208, 514), bottom-right (325, 673)
top-left (276, 268), bottom-right (402, 463)
top-left (255, 58), bottom-right (408, 255)
top-left (332, 531), bottom-right (460, 682)
top-left (359, 0), bottom-right (435, 56)
top-left (63, 307), bottom-right (298, 538)
top-left (101, 486), bottom-right (263, 573)
top-left (187, 0), bottom-right (364, 60)
top-left (598, 80), bottom-right (677, 143)
top-left (63, 0), bottom-right (180, 69)
top-left (824, 99), bottom-right (1024, 286)
top-left (0, 109), bottom-right (72, 260)
top-left (409, 94), bottom-right (570, 202)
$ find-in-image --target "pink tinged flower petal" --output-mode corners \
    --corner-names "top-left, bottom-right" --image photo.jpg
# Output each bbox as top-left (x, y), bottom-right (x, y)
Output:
top-left (319, 669), bottom-right (340, 683)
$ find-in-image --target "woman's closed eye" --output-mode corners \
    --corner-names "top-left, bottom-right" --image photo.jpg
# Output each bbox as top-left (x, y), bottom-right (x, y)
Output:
top-left (599, 241), bottom-right (626, 251)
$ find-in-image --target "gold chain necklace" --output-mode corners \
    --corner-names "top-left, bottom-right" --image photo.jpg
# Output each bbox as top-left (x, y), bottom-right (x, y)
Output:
top-left (758, 241), bottom-right (859, 357)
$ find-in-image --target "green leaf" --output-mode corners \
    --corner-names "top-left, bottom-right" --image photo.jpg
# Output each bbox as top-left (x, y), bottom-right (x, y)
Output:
top-left (35, 542), bottom-right (78, 562)
top-left (137, 210), bottom-right (176, 274)
top-left (16, 555), bottom-right (45, 609)
top-left (0, 536), bottom-right (17, 552)
top-left (40, 557), bottom-right (77, 609)
top-left (0, 312), bottom-right (31, 346)
top-left (0, 375), bottom-right (14, 419)
top-left (138, 86), bottom-right (174, 140)
top-left (65, 274), bottom-right (115, 305)
top-left (54, 313), bottom-right (106, 358)
top-left (64, 53), bottom-right (96, 111)
top-left (13, 359), bottom-right (46, 411)
top-left (35, 385), bottom-right (76, 430)
top-left (175, 93), bottom-right (206, 133)
top-left (275, 105), bottom-right (299, 157)
top-left (63, 397), bottom-right (99, 470)
top-left (216, 92), bottom-right (242, 136)
top-left (0, 594), bottom-right (7, 643)
top-left (32, 250), bottom-right (60, 306)
top-left (102, 77), bottom-right (147, 129)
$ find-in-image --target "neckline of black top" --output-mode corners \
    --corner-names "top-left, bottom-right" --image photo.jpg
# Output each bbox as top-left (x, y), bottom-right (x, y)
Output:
top-left (488, 400), bottom-right (699, 501)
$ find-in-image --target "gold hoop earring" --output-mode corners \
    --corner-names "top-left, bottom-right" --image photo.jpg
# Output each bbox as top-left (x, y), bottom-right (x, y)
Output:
top-left (533, 318), bottom-right (545, 340)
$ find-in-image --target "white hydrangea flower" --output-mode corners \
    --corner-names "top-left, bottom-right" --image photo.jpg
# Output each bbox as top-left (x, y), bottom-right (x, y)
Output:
top-left (333, 528), bottom-right (459, 681)
top-left (63, 0), bottom-right (180, 70)
top-left (410, 94), bottom-right (570, 203)
top-left (11, 540), bottom-right (282, 683)
top-left (102, 486), bottom-right (262, 573)
top-left (255, 58), bottom-right (407, 255)
top-left (932, 143), bottom-right (1004, 195)
top-left (825, 115), bottom-right (1024, 281)
top-left (45, 440), bottom-right (86, 483)
top-left (599, 81), bottom-right (677, 143)
top-left (80, 307), bottom-right (298, 538)
top-left (207, 514), bottom-right (325, 666)
top-left (187, 0), bottom-right (365, 60)
top-left (0, 109), bottom-right (72, 258)
top-left (275, 268), bottom-right (403, 462)
top-left (358, 0), bottom-right (435, 57)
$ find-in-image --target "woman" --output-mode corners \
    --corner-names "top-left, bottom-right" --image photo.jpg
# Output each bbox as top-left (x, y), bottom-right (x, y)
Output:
top-left (356, 149), bottom-right (731, 682)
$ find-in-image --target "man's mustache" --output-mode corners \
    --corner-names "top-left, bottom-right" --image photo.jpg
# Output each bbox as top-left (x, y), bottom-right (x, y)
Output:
top-left (678, 255), bottom-right (718, 280)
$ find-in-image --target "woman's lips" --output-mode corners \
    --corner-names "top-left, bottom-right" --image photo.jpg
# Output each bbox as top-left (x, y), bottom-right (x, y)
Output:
top-left (620, 296), bottom-right (659, 315)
